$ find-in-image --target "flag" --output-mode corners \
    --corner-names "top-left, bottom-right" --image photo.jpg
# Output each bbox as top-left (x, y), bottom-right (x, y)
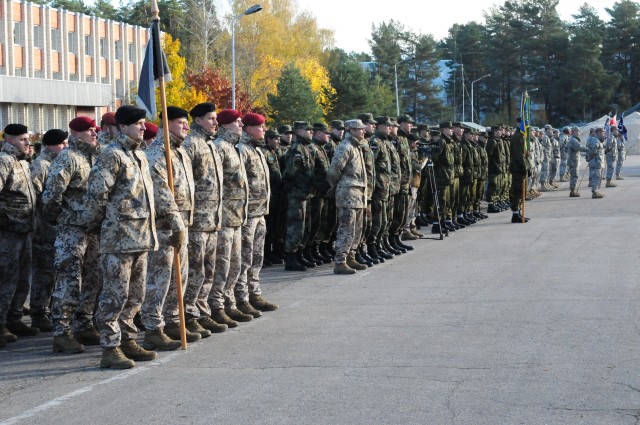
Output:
top-left (520, 92), bottom-right (531, 150)
top-left (136, 20), bottom-right (172, 120)
top-left (618, 116), bottom-right (628, 141)
top-left (603, 113), bottom-right (615, 138)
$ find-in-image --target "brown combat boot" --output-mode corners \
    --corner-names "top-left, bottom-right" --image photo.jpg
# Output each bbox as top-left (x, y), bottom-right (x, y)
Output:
top-left (197, 316), bottom-right (227, 333)
top-left (164, 322), bottom-right (201, 342)
top-left (120, 338), bottom-right (157, 361)
top-left (7, 319), bottom-right (39, 337)
top-left (100, 347), bottom-right (135, 369)
top-left (211, 308), bottom-right (238, 328)
top-left (616, 175), bottom-right (624, 180)
top-left (334, 262), bottom-right (356, 275)
top-left (592, 191), bottom-right (605, 199)
top-left (186, 319), bottom-right (212, 338)
top-left (249, 294), bottom-right (279, 312)
top-left (224, 307), bottom-right (253, 322)
top-left (1, 324), bottom-right (17, 343)
top-left (52, 332), bottom-right (85, 354)
top-left (143, 328), bottom-right (181, 351)
top-left (569, 189), bottom-right (580, 197)
top-left (346, 254), bottom-right (367, 271)
top-left (401, 230), bottom-right (418, 241)
top-left (237, 301), bottom-right (262, 318)
top-left (606, 179), bottom-right (617, 187)
top-left (74, 326), bottom-right (100, 346)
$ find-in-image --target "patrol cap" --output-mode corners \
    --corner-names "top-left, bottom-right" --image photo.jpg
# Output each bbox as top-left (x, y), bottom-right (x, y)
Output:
top-left (69, 116), bottom-right (97, 132)
top-left (101, 112), bottom-right (117, 126)
top-left (330, 120), bottom-right (345, 130)
top-left (595, 127), bottom-right (605, 132)
top-left (452, 121), bottom-right (463, 128)
top-left (293, 121), bottom-right (312, 130)
top-left (463, 127), bottom-right (474, 134)
top-left (479, 131), bottom-right (488, 137)
top-left (562, 126), bottom-right (570, 133)
top-left (417, 123), bottom-right (429, 132)
top-left (312, 123), bottom-right (330, 134)
top-left (439, 121), bottom-right (452, 129)
top-left (42, 129), bottom-right (68, 146)
top-left (160, 106), bottom-right (189, 121)
top-left (571, 126), bottom-right (580, 132)
top-left (4, 123), bottom-right (28, 136)
top-left (265, 129), bottom-right (280, 139)
top-left (357, 113), bottom-right (376, 125)
top-left (375, 116), bottom-right (393, 126)
top-left (490, 125), bottom-right (501, 131)
top-left (397, 114), bottom-right (415, 124)
top-left (544, 124), bottom-right (552, 129)
top-left (407, 133), bottom-right (420, 142)
top-left (242, 113), bottom-right (265, 127)
top-left (278, 125), bottom-right (293, 134)
top-left (217, 109), bottom-right (242, 125)
top-left (189, 102), bottom-right (216, 118)
top-left (389, 117), bottom-right (400, 127)
top-left (115, 105), bottom-right (147, 125)
top-left (143, 122), bottom-right (158, 140)
top-left (344, 119), bottom-right (367, 130)
top-left (430, 129), bottom-right (441, 136)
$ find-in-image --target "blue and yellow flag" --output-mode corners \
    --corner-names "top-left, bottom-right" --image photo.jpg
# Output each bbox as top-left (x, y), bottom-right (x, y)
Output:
top-left (520, 92), bottom-right (531, 150)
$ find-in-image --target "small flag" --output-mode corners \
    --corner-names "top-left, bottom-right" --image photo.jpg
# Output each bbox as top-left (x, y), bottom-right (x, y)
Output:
top-left (136, 20), bottom-right (172, 120)
top-left (618, 116), bottom-right (628, 141)
top-left (520, 92), bottom-right (531, 150)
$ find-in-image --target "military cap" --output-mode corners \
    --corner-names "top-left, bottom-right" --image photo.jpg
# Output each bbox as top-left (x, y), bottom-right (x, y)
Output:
top-left (562, 126), bottom-right (570, 133)
top-left (278, 125), bottom-right (293, 134)
top-left (571, 126), bottom-right (580, 132)
top-left (439, 121), bottom-right (453, 129)
top-left (4, 123), bottom-right (28, 136)
top-left (417, 123), bottom-right (430, 132)
top-left (407, 133), bottom-right (420, 142)
top-left (479, 131), bottom-right (488, 137)
top-left (189, 102), bottom-right (216, 118)
top-left (375, 116), bottom-right (393, 126)
top-left (344, 119), bottom-right (367, 130)
top-left (595, 126), bottom-right (605, 132)
top-left (242, 113), bottom-right (265, 126)
top-left (101, 112), bottom-right (117, 126)
top-left (312, 123), bottom-right (330, 134)
top-left (463, 127), bottom-right (474, 134)
top-left (217, 109), bottom-right (242, 125)
top-left (160, 106), bottom-right (189, 121)
top-left (42, 129), bottom-right (68, 146)
top-left (389, 117), bottom-right (400, 127)
top-left (357, 113), bottom-right (376, 125)
top-left (143, 122), bottom-right (158, 140)
top-left (452, 121), bottom-right (463, 128)
top-left (265, 129), bottom-right (280, 139)
top-left (330, 120), bottom-right (345, 130)
top-left (430, 129), bottom-right (441, 136)
top-left (397, 114), bottom-right (415, 124)
top-left (293, 121), bottom-right (312, 130)
top-left (490, 125), bottom-right (501, 131)
top-left (544, 124), bottom-right (552, 129)
top-left (69, 116), bottom-right (97, 132)
top-left (115, 105), bottom-right (146, 125)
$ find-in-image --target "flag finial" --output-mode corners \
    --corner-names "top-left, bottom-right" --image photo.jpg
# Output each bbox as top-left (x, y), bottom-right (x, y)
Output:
top-left (151, 0), bottom-right (159, 21)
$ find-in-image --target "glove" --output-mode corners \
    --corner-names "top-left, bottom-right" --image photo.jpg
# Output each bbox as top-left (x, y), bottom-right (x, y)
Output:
top-left (168, 230), bottom-right (186, 248)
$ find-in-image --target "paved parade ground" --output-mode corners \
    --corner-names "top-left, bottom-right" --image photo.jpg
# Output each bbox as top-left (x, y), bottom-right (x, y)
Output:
top-left (2, 157), bottom-right (640, 425)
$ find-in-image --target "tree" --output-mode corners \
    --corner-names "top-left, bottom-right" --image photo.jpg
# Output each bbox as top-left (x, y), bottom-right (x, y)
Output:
top-left (186, 67), bottom-right (252, 112)
top-left (267, 64), bottom-right (323, 126)
top-left (180, 0), bottom-right (224, 70)
top-left (50, 0), bottom-right (89, 13)
top-left (90, 0), bottom-right (119, 20)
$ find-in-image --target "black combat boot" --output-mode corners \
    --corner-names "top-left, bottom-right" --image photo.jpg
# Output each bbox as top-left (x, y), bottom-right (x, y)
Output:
top-left (284, 252), bottom-right (306, 271)
top-left (298, 249), bottom-right (317, 268)
top-left (356, 246), bottom-right (373, 267)
top-left (319, 243), bottom-right (334, 262)
top-left (383, 236), bottom-right (402, 255)
top-left (376, 242), bottom-right (394, 260)
top-left (367, 243), bottom-right (384, 264)
top-left (313, 243), bottom-right (332, 264)
top-left (395, 234), bottom-right (414, 251)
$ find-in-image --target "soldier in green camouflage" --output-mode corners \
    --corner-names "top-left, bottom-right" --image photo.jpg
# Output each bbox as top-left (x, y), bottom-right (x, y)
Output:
top-left (368, 116), bottom-right (394, 261)
top-left (356, 113), bottom-right (378, 266)
top-left (261, 129), bottom-right (283, 265)
top-left (389, 115), bottom-right (414, 251)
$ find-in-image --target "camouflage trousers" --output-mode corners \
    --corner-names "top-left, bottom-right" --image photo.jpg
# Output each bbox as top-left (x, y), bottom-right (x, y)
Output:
top-left (390, 192), bottom-right (409, 236)
top-left (184, 230), bottom-right (218, 320)
top-left (590, 166), bottom-right (602, 192)
top-left (141, 229), bottom-right (189, 330)
top-left (96, 251), bottom-right (148, 347)
top-left (369, 199), bottom-right (387, 245)
top-left (302, 197), bottom-right (325, 248)
top-left (458, 181), bottom-right (472, 213)
top-left (606, 157), bottom-right (616, 180)
top-left (359, 201), bottom-right (372, 246)
top-left (403, 187), bottom-right (418, 231)
top-left (549, 158), bottom-right (559, 182)
top-left (284, 197), bottom-right (308, 253)
top-left (559, 158), bottom-right (568, 178)
top-left (318, 196), bottom-right (337, 244)
top-left (615, 155), bottom-right (624, 176)
top-left (334, 208), bottom-right (364, 264)
top-left (234, 216), bottom-right (266, 306)
top-left (432, 184), bottom-right (450, 222)
top-left (51, 225), bottom-right (101, 336)
top-left (450, 178), bottom-right (460, 218)
top-left (540, 159), bottom-right (550, 183)
top-left (30, 240), bottom-right (55, 315)
top-left (0, 231), bottom-right (31, 325)
top-left (382, 194), bottom-right (395, 237)
top-left (209, 226), bottom-right (242, 310)
top-left (474, 178), bottom-right (486, 210)
top-left (509, 174), bottom-right (525, 211)
top-left (568, 161), bottom-right (580, 190)
top-left (486, 174), bottom-right (499, 203)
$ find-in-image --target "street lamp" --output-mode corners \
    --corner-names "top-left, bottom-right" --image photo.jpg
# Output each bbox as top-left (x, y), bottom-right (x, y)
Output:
top-left (470, 74), bottom-right (490, 123)
top-left (394, 57), bottom-right (414, 116)
top-left (231, 4), bottom-right (262, 110)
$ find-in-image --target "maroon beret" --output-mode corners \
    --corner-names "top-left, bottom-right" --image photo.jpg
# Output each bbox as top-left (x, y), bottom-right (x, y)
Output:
top-left (143, 122), bottom-right (158, 140)
top-left (217, 109), bottom-right (242, 125)
top-left (69, 116), bottom-right (97, 132)
top-left (101, 112), bottom-right (117, 126)
top-left (242, 113), bottom-right (265, 127)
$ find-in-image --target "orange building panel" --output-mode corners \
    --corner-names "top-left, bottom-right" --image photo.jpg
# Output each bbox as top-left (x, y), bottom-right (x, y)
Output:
top-left (113, 24), bottom-right (120, 41)
top-left (83, 17), bottom-right (91, 34)
top-left (85, 56), bottom-right (92, 75)
top-left (51, 51), bottom-right (60, 72)
top-left (0, 44), bottom-right (3, 66)
top-left (67, 15), bottom-right (75, 32)
top-left (98, 21), bottom-right (106, 38)
top-left (12, 2), bottom-right (22, 21)
top-left (13, 46), bottom-right (23, 68)
top-left (50, 10), bottom-right (59, 29)
top-left (126, 27), bottom-right (133, 41)
top-left (115, 62), bottom-right (122, 79)
top-left (128, 63), bottom-right (135, 80)
top-left (32, 7), bottom-right (41, 25)
top-left (100, 58), bottom-right (107, 76)
top-left (68, 53), bottom-right (77, 74)
top-left (33, 48), bottom-right (42, 70)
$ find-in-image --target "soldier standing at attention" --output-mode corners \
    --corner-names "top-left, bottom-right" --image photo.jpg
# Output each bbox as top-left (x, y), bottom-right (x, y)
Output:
top-left (368, 116), bottom-right (394, 261)
top-left (558, 127), bottom-right (570, 181)
top-left (235, 113), bottom-right (279, 316)
top-left (355, 114), bottom-right (378, 266)
top-left (328, 120), bottom-right (368, 275)
top-left (604, 126), bottom-right (618, 188)
top-left (509, 119), bottom-right (530, 223)
top-left (566, 126), bottom-right (587, 197)
top-left (82, 105), bottom-right (159, 369)
top-left (319, 120), bottom-right (345, 260)
top-left (586, 127), bottom-right (606, 199)
top-left (43, 117), bottom-right (103, 354)
top-left (29, 129), bottom-right (68, 332)
top-left (181, 102), bottom-right (227, 335)
top-left (615, 130), bottom-right (626, 180)
top-left (261, 129), bottom-right (283, 265)
top-left (0, 124), bottom-right (37, 348)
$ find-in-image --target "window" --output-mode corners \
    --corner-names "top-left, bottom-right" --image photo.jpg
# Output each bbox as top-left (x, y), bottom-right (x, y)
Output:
top-left (13, 22), bottom-right (23, 45)
top-left (114, 40), bottom-right (122, 60)
top-left (128, 43), bottom-right (134, 62)
top-left (68, 32), bottom-right (77, 54)
top-left (99, 38), bottom-right (107, 58)
top-left (84, 35), bottom-right (92, 56)
top-left (50, 28), bottom-right (61, 51)
top-left (33, 26), bottom-right (43, 49)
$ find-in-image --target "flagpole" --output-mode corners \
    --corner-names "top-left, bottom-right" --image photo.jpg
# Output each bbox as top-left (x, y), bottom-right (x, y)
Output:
top-left (521, 92), bottom-right (528, 223)
top-left (151, 0), bottom-right (188, 350)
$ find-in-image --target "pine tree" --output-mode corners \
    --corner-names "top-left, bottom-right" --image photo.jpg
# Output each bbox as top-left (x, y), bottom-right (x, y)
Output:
top-left (267, 64), bottom-right (323, 127)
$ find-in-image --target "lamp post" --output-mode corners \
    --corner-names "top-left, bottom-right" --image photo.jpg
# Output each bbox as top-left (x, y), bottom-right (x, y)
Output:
top-left (470, 73), bottom-right (490, 123)
top-left (231, 4), bottom-right (262, 110)
top-left (394, 57), bottom-right (414, 116)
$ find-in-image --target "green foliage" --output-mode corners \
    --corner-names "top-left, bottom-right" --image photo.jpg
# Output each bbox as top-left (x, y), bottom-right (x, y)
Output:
top-left (267, 64), bottom-right (323, 126)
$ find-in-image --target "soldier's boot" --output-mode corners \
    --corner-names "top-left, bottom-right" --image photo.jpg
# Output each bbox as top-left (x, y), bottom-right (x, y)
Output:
top-left (319, 243), bottom-right (334, 262)
top-left (346, 253), bottom-right (368, 271)
top-left (52, 332), bottom-right (85, 354)
top-left (616, 175), bottom-right (624, 180)
top-left (333, 262), bottom-right (356, 275)
top-left (569, 189), bottom-right (580, 197)
top-left (273, 242), bottom-right (287, 260)
top-left (0, 328), bottom-right (5, 349)
top-left (266, 250), bottom-right (284, 265)
top-left (262, 255), bottom-right (273, 268)
top-left (74, 326), bottom-right (100, 346)
top-left (355, 247), bottom-right (372, 267)
top-left (592, 191), bottom-right (605, 199)
top-left (389, 235), bottom-right (407, 253)
top-left (511, 212), bottom-right (530, 223)
top-left (313, 243), bottom-right (332, 264)
top-left (6, 319), bottom-right (39, 337)
top-left (186, 319), bottom-right (212, 338)
top-left (164, 322), bottom-right (202, 342)
top-left (142, 329), bottom-right (181, 351)
top-left (31, 312), bottom-right (53, 332)
top-left (237, 300), bottom-right (262, 318)
top-left (210, 308), bottom-right (238, 328)
top-left (296, 250), bottom-right (316, 268)
top-left (120, 338), bottom-right (157, 361)
top-left (326, 243), bottom-right (337, 257)
top-left (284, 252), bottom-right (306, 272)
top-left (395, 234), bottom-right (414, 251)
top-left (360, 246), bottom-right (378, 265)
top-left (487, 203), bottom-right (501, 213)
top-left (606, 179), bottom-right (617, 188)
top-left (401, 230), bottom-right (418, 241)
top-left (249, 293), bottom-right (279, 312)
top-left (431, 222), bottom-right (442, 234)
top-left (376, 242), bottom-right (394, 260)
top-left (464, 213), bottom-right (477, 224)
top-left (100, 347), bottom-right (135, 369)
top-left (198, 316), bottom-right (228, 333)
top-left (383, 237), bottom-right (402, 255)
top-left (225, 306), bottom-right (253, 323)
top-left (367, 243), bottom-right (384, 264)
top-left (1, 324), bottom-right (17, 343)
top-left (410, 227), bottom-right (424, 238)
top-left (304, 246), bottom-right (323, 266)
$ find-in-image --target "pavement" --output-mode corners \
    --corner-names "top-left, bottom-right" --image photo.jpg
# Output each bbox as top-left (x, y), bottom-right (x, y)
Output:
top-left (2, 157), bottom-right (640, 425)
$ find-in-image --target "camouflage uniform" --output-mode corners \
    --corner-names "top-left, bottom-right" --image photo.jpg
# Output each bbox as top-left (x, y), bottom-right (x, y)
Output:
top-left (318, 135), bottom-right (340, 246)
top-left (97, 131), bottom-right (113, 148)
top-left (567, 135), bottom-right (586, 191)
top-left (209, 127), bottom-right (248, 310)
top-left (616, 135), bottom-right (626, 178)
top-left (327, 133), bottom-right (367, 264)
top-left (586, 135), bottom-right (605, 193)
top-left (390, 130), bottom-right (412, 235)
top-left (549, 135), bottom-right (560, 183)
top-left (450, 135), bottom-right (463, 219)
top-left (82, 132), bottom-right (158, 347)
top-left (235, 132), bottom-right (270, 305)
top-left (384, 136), bottom-right (401, 238)
top-left (29, 149), bottom-right (58, 317)
top-left (303, 136), bottom-right (331, 252)
top-left (474, 139), bottom-right (488, 213)
top-left (604, 134), bottom-right (617, 180)
top-left (431, 134), bottom-right (455, 222)
top-left (485, 134), bottom-right (503, 207)
top-left (0, 142), bottom-right (35, 326)
top-left (260, 144), bottom-right (282, 256)
top-left (458, 136), bottom-right (475, 218)
top-left (539, 133), bottom-right (551, 186)
top-left (141, 132), bottom-right (193, 330)
top-left (42, 135), bottom-right (101, 336)
top-left (182, 123), bottom-right (223, 321)
top-left (369, 130), bottom-right (392, 245)
top-left (559, 132), bottom-right (569, 180)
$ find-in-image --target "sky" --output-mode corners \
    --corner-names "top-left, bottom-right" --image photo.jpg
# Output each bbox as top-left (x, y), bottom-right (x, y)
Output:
top-left (292, 0), bottom-right (612, 54)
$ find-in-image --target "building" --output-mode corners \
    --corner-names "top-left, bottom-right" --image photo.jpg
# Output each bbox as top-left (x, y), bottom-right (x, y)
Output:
top-left (0, 0), bottom-right (149, 135)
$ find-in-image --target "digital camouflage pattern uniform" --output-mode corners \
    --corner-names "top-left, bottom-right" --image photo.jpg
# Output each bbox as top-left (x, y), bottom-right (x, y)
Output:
top-left (82, 132), bottom-right (158, 348)
top-left (42, 135), bottom-right (102, 337)
top-left (369, 129), bottom-right (392, 246)
top-left (141, 131), bottom-right (193, 330)
top-left (604, 133), bottom-right (618, 181)
top-left (390, 129), bottom-right (412, 236)
top-left (616, 134), bottom-right (626, 178)
top-left (566, 133), bottom-right (587, 191)
top-left (586, 134), bottom-right (605, 194)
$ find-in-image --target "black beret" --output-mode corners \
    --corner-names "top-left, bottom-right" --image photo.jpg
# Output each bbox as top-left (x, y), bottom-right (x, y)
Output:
top-left (189, 102), bottom-right (216, 118)
top-left (42, 129), bottom-right (68, 146)
top-left (115, 105), bottom-right (147, 125)
top-left (4, 123), bottom-right (28, 136)
top-left (160, 106), bottom-right (189, 121)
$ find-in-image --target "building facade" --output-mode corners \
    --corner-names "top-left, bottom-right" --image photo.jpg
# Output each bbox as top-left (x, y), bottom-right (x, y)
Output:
top-left (0, 0), bottom-right (148, 134)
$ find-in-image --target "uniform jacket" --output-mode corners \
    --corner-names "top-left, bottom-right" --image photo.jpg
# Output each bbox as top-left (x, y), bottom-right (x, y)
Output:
top-left (459, 138), bottom-right (476, 184)
top-left (328, 133), bottom-right (367, 209)
top-left (309, 138), bottom-right (332, 198)
top-left (509, 131), bottom-right (530, 176)
top-left (237, 132), bottom-right (270, 218)
top-left (359, 138), bottom-right (375, 200)
top-left (0, 142), bottom-right (36, 233)
top-left (396, 130), bottom-right (413, 192)
top-left (586, 136), bottom-right (605, 169)
top-left (282, 136), bottom-right (314, 200)
top-left (214, 127), bottom-right (249, 227)
top-left (30, 149), bottom-right (58, 243)
top-left (370, 132), bottom-right (392, 201)
top-left (432, 136), bottom-right (455, 186)
top-left (604, 135), bottom-right (617, 160)
top-left (260, 145), bottom-right (282, 202)
top-left (387, 137), bottom-right (401, 196)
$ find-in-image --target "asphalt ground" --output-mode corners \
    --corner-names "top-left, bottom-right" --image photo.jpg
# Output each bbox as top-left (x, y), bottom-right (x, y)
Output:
top-left (2, 156), bottom-right (640, 425)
